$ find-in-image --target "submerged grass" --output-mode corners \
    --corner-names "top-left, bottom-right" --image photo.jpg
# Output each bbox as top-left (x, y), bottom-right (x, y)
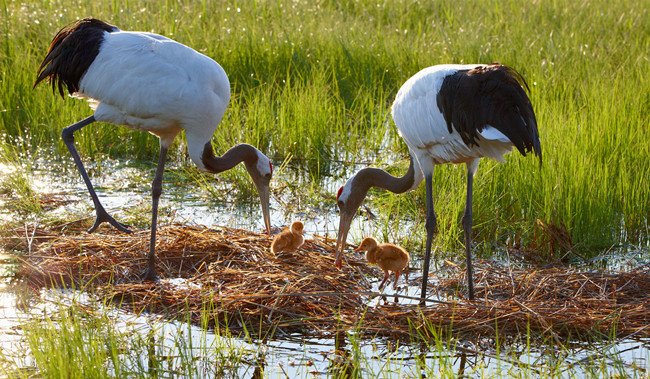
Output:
top-left (0, 295), bottom-right (262, 378)
top-left (1, 1), bottom-right (649, 258)
top-left (1, 290), bottom-right (647, 378)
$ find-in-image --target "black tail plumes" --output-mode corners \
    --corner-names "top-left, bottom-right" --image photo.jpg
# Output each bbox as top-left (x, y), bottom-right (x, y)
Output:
top-left (437, 63), bottom-right (542, 164)
top-left (34, 18), bottom-right (117, 98)
top-left (478, 64), bottom-right (542, 164)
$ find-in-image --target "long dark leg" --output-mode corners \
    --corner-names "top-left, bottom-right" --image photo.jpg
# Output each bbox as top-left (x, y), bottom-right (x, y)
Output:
top-left (141, 144), bottom-right (169, 282)
top-left (462, 160), bottom-right (479, 300)
top-left (62, 116), bottom-right (130, 233)
top-left (420, 173), bottom-right (437, 305)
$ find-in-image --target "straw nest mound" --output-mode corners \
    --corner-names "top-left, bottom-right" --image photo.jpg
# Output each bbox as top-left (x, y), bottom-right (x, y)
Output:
top-left (9, 223), bottom-right (650, 342)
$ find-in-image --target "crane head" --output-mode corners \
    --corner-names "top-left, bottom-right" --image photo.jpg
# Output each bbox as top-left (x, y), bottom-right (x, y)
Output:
top-left (334, 175), bottom-right (369, 269)
top-left (245, 150), bottom-right (273, 236)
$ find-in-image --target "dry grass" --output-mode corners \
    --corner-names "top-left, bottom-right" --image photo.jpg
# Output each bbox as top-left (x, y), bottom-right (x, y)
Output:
top-left (6, 223), bottom-right (650, 342)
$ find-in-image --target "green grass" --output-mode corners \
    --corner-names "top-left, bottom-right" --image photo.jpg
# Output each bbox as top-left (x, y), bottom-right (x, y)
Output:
top-left (1, 293), bottom-right (647, 378)
top-left (0, 297), bottom-right (260, 378)
top-left (0, 0), bottom-right (648, 259)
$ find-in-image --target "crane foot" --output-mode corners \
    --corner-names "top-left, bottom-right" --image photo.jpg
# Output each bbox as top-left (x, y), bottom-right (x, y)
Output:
top-left (87, 207), bottom-right (132, 233)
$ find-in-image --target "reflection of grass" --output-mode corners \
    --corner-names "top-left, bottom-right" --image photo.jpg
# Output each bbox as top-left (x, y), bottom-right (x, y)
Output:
top-left (1, 0), bottom-right (648, 262)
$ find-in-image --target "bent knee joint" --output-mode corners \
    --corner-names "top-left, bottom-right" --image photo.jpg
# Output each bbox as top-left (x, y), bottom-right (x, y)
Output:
top-left (461, 212), bottom-right (473, 231)
top-left (152, 183), bottom-right (163, 199)
top-left (61, 128), bottom-right (75, 144)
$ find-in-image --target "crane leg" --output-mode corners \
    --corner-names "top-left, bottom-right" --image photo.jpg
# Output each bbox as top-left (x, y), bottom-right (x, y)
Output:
top-left (141, 144), bottom-right (169, 282)
top-left (462, 160), bottom-right (479, 300)
top-left (61, 116), bottom-right (131, 233)
top-left (420, 173), bottom-right (437, 306)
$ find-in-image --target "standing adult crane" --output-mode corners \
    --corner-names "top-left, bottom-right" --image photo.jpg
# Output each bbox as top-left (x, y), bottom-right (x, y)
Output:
top-left (334, 64), bottom-right (541, 301)
top-left (34, 18), bottom-right (273, 281)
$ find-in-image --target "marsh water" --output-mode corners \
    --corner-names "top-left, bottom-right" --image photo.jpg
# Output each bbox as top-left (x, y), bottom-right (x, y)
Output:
top-left (1, 160), bottom-right (649, 377)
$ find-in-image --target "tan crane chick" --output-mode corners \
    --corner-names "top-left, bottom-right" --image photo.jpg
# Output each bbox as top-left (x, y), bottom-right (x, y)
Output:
top-left (271, 221), bottom-right (305, 253)
top-left (355, 237), bottom-right (409, 290)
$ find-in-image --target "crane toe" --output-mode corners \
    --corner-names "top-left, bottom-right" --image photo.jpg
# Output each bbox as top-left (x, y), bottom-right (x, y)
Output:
top-left (88, 206), bottom-right (132, 233)
top-left (141, 266), bottom-right (158, 282)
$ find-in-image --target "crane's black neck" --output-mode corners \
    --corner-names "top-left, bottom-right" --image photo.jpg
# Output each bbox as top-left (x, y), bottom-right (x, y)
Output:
top-left (201, 142), bottom-right (258, 174)
top-left (353, 153), bottom-right (417, 197)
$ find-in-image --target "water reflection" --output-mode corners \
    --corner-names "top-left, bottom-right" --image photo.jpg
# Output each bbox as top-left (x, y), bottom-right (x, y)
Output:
top-left (146, 328), bottom-right (159, 378)
top-left (330, 329), bottom-right (358, 378)
top-left (250, 351), bottom-right (266, 379)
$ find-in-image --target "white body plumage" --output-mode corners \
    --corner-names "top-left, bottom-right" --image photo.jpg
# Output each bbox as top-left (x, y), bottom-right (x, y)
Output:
top-left (77, 30), bottom-right (233, 172)
top-left (392, 64), bottom-right (514, 177)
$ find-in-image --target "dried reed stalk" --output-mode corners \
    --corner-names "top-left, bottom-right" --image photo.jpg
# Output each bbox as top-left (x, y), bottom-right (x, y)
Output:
top-left (7, 224), bottom-right (649, 341)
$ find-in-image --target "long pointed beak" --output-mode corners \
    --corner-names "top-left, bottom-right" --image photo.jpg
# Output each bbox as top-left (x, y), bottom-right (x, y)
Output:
top-left (334, 210), bottom-right (354, 269)
top-left (257, 184), bottom-right (271, 235)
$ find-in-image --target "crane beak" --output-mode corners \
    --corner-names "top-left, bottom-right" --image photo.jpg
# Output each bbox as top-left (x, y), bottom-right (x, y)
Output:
top-left (257, 184), bottom-right (271, 235)
top-left (334, 209), bottom-right (354, 270)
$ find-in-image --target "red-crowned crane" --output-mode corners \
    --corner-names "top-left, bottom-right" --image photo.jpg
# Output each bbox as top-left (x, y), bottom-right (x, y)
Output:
top-left (34, 18), bottom-right (273, 281)
top-left (334, 64), bottom-right (541, 301)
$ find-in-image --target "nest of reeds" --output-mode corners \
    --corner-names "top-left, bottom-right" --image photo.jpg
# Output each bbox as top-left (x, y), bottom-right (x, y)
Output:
top-left (8, 223), bottom-right (650, 342)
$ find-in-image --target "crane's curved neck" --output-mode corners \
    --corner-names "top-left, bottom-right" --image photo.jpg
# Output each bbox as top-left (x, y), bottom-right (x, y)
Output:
top-left (335, 155), bottom-right (420, 266)
top-left (354, 153), bottom-right (420, 196)
top-left (201, 142), bottom-right (258, 174)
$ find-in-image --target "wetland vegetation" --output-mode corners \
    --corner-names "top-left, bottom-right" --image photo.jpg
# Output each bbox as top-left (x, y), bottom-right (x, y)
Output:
top-left (0, 0), bottom-right (648, 377)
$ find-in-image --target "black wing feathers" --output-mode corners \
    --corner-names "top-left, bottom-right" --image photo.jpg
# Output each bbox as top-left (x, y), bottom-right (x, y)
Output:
top-left (436, 63), bottom-right (542, 163)
top-left (34, 18), bottom-right (117, 98)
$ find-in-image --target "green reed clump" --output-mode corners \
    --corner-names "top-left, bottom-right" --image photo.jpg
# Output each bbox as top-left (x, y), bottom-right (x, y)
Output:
top-left (0, 147), bottom-right (42, 215)
top-left (2, 296), bottom-right (257, 378)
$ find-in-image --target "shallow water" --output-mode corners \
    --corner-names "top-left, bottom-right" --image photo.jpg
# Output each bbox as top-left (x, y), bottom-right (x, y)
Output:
top-left (1, 162), bottom-right (650, 377)
top-left (2, 283), bottom-right (649, 377)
